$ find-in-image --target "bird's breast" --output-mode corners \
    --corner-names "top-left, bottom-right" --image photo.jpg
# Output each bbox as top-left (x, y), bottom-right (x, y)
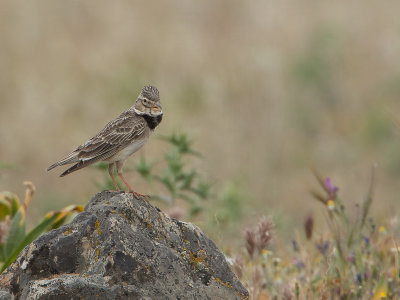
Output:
top-left (107, 138), bottom-right (148, 162)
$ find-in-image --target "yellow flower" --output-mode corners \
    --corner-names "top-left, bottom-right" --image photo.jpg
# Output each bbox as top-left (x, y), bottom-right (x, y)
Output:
top-left (327, 200), bottom-right (335, 211)
top-left (261, 249), bottom-right (271, 255)
top-left (274, 276), bottom-right (282, 284)
top-left (379, 226), bottom-right (386, 234)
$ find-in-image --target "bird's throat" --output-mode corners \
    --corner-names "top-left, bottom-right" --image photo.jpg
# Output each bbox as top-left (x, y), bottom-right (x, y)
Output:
top-left (143, 114), bottom-right (162, 130)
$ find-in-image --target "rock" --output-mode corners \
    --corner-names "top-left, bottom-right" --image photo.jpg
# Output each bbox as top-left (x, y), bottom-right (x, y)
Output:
top-left (0, 191), bottom-right (249, 299)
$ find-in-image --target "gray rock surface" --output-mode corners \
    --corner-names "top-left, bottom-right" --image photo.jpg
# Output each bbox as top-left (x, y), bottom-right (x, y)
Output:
top-left (0, 191), bottom-right (249, 299)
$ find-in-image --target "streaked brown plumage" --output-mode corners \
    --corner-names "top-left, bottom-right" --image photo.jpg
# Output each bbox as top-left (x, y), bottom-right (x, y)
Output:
top-left (47, 85), bottom-right (162, 197)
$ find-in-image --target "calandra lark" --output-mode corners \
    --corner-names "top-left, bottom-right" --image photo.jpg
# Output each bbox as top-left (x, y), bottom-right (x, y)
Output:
top-left (47, 86), bottom-right (162, 198)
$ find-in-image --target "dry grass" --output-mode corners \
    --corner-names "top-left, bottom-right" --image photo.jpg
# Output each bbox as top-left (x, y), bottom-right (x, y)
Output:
top-left (1, 1), bottom-right (400, 242)
top-left (233, 172), bottom-right (400, 299)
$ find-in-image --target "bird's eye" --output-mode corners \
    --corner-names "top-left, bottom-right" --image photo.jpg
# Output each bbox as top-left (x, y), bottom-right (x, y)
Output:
top-left (143, 99), bottom-right (148, 104)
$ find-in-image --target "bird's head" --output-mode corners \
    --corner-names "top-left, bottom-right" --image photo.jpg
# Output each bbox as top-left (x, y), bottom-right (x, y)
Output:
top-left (133, 86), bottom-right (162, 117)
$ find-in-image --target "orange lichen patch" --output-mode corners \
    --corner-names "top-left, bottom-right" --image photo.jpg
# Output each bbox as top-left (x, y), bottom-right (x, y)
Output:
top-left (141, 214), bottom-right (153, 228)
top-left (189, 249), bottom-right (207, 268)
top-left (215, 277), bottom-right (232, 288)
top-left (95, 220), bottom-right (102, 235)
top-left (120, 213), bottom-right (129, 221)
top-left (96, 249), bottom-right (100, 257)
top-left (236, 290), bottom-right (250, 300)
top-left (63, 229), bottom-right (72, 235)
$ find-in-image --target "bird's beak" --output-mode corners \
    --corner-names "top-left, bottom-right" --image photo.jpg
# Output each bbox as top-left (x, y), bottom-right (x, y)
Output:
top-left (152, 102), bottom-right (162, 115)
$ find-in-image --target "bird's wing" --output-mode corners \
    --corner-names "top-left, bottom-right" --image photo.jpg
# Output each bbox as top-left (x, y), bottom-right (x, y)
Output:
top-left (75, 113), bottom-right (146, 161)
top-left (47, 112), bottom-right (146, 171)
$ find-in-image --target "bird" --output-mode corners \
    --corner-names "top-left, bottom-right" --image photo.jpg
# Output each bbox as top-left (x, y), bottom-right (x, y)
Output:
top-left (47, 85), bottom-right (162, 198)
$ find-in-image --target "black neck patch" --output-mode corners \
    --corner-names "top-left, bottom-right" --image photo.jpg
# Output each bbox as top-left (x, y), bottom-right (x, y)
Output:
top-left (143, 114), bottom-right (162, 130)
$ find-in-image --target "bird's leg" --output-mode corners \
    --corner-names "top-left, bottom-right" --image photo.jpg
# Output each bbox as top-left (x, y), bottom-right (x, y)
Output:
top-left (116, 161), bottom-right (145, 199)
top-left (108, 163), bottom-right (120, 192)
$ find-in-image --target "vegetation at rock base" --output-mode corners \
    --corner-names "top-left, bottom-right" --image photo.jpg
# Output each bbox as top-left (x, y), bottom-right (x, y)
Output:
top-left (0, 181), bottom-right (83, 272)
top-left (1, 133), bottom-right (400, 300)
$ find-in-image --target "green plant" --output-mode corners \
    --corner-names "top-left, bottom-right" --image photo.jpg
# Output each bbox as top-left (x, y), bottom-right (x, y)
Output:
top-left (0, 182), bottom-right (83, 273)
top-left (291, 26), bottom-right (341, 106)
top-left (207, 182), bottom-right (245, 232)
top-left (94, 131), bottom-right (211, 218)
top-left (0, 162), bottom-right (13, 170)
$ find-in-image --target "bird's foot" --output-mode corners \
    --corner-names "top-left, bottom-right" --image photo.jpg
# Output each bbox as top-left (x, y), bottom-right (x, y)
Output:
top-left (128, 189), bottom-right (146, 199)
top-left (112, 188), bottom-right (124, 194)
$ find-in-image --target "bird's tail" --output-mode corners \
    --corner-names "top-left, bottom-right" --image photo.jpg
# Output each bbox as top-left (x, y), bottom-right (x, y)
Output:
top-left (59, 161), bottom-right (87, 177)
top-left (59, 154), bottom-right (105, 177)
top-left (47, 152), bottom-right (79, 171)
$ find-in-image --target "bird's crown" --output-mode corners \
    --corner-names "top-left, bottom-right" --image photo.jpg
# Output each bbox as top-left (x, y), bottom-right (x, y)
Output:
top-left (140, 86), bottom-right (160, 101)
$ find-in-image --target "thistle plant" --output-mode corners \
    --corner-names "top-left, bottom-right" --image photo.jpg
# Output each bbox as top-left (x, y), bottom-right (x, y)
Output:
top-left (94, 131), bottom-right (211, 218)
top-left (233, 216), bottom-right (275, 300)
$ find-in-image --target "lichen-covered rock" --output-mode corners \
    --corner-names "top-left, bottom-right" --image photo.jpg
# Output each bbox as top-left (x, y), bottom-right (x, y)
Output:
top-left (0, 191), bottom-right (249, 299)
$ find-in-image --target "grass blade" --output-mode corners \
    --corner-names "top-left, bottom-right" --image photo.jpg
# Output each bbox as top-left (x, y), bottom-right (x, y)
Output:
top-left (4, 210), bottom-right (25, 259)
top-left (360, 164), bottom-right (376, 231)
top-left (1, 212), bottom-right (59, 273)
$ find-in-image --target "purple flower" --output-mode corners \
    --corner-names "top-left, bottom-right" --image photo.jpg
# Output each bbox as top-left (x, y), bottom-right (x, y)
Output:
top-left (316, 241), bottom-right (330, 255)
top-left (292, 240), bottom-right (299, 252)
top-left (325, 178), bottom-right (339, 198)
top-left (325, 178), bottom-right (339, 193)
top-left (346, 252), bottom-right (356, 263)
top-left (364, 271), bottom-right (371, 280)
top-left (293, 258), bottom-right (305, 269)
top-left (356, 273), bottom-right (362, 284)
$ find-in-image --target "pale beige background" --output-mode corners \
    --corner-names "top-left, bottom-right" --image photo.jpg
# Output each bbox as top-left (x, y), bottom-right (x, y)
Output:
top-left (1, 1), bottom-right (400, 240)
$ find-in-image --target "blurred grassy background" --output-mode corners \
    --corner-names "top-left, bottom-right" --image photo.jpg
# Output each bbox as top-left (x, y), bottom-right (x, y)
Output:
top-left (1, 1), bottom-right (400, 244)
